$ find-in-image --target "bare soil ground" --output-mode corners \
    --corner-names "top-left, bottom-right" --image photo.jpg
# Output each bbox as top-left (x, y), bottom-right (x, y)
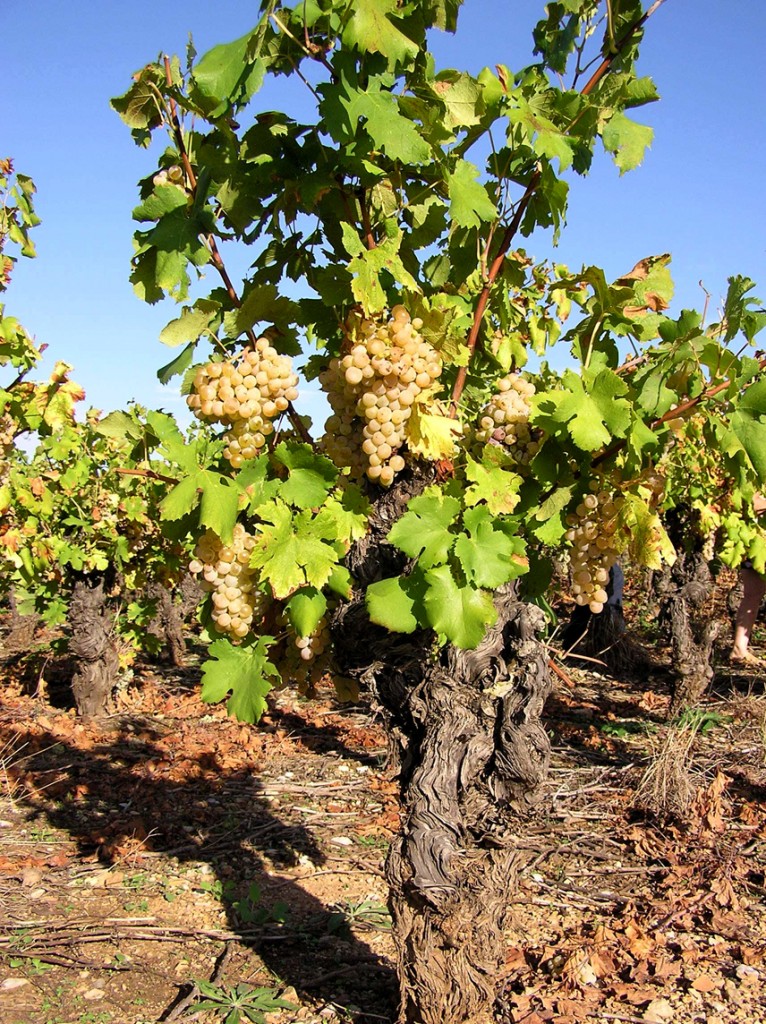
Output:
top-left (1, 608), bottom-right (765, 1024)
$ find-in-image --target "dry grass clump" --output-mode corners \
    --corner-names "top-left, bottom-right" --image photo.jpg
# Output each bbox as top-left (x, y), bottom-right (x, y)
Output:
top-left (632, 721), bottom-right (700, 820)
top-left (0, 734), bottom-right (25, 809)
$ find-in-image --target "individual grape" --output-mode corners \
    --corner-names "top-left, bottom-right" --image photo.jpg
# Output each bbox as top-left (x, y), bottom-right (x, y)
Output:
top-left (186, 339), bottom-right (299, 466)
top-left (188, 524), bottom-right (268, 641)
top-left (475, 374), bottom-right (540, 465)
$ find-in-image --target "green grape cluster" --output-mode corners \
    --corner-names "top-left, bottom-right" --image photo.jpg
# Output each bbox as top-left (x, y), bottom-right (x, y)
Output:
top-left (187, 339), bottom-right (299, 467)
top-left (320, 306), bottom-right (442, 486)
top-left (476, 374), bottom-right (540, 465)
top-left (188, 524), bottom-right (267, 640)
top-left (565, 487), bottom-right (625, 614)
top-left (278, 610), bottom-right (334, 692)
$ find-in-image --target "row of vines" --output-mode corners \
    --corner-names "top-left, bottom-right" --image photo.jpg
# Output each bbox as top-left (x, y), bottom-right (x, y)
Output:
top-left (3, 2), bottom-right (766, 1022)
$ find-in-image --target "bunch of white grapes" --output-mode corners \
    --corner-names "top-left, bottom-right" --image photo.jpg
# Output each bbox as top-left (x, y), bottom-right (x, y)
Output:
top-left (153, 165), bottom-right (185, 190)
top-left (565, 487), bottom-right (625, 614)
top-left (279, 612), bottom-right (334, 692)
top-left (318, 359), bottom-right (370, 482)
top-left (188, 524), bottom-right (267, 640)
top-left (186, 338), bottom-right (299, 468)
top-left (320, 306), bottom-right (443, 486)
top-left (476, 374), bottom-right (540, 465)
top-left (293, 615), bottom-right (331, 664)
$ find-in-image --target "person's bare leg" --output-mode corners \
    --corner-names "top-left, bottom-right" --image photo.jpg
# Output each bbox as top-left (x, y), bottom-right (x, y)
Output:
top-left (731, 566), bottom-right (766, 661)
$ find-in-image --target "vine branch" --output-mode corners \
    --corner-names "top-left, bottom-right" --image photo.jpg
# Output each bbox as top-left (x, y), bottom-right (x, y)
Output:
top-left (115, 467), bottom-right (179, 486)
top-left (592, 356), bottom-right (766, 468)
top-left (449, 0), bottom-right (669, 418)
top-left (161, 58), bottom-right (313, 447)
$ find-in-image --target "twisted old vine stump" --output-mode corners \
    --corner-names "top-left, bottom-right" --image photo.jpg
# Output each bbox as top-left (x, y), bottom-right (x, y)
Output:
top-left (69, 576), bottom-right (120, 718)
top-left (658, 550), bottom-right (719, 716)
top-left (332, 467), bottom-right (553, 1024)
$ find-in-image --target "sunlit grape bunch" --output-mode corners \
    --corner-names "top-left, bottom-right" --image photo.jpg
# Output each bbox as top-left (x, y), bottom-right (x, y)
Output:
top-left (188, 524), bottom-right (268, 641)
top-left (187, 339), bottom-right (299, 468)
top-left (294, 614), bottom-right (331, 664)
top-left (564, 484), bottom-right (626, 614)
top-left (475, 374), bottom-right (540, 465)
top-left (319, 305), bottom-right (443, 486)
top-left (318, 359), bottom-right (370, 483)
top-left (277, 608), bottom-right (335, 693)
top-left (152, 164), bottom-right (185, 190)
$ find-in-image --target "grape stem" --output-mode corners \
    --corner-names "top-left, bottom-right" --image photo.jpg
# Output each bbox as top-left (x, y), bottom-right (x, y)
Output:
top-left (449, 0), bottom-right (669, 419)
top-left (115, 467), bottom-right (179, 485)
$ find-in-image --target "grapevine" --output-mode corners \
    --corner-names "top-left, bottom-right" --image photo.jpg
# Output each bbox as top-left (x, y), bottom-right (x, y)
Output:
top-left (110, 6), bottom-right (766, 1023)
top-left (658, 411), bottom-right (766, 572)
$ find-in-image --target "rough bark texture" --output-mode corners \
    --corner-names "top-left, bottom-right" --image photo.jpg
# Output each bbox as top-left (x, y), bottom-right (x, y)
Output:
top-left (178, 573), bottom-right (204, 622)
top-left (658, 551), bottom-right (719, 716)
top-left (69, 578), bottom-right (120, 718)
top-left (149, 583), bottom-right (187, 667)
top-left (331, 466), bottom-right (553, 1024)
top-left (0, 589), bottom-right (40, 663)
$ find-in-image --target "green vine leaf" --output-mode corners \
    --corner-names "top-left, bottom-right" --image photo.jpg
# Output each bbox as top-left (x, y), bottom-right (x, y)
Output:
top-left (339, 79), bottom-right (431, 163)
top-left (191, 29), bottom-right (266, 115)
top-left (602, 111), bottom-right (653, 174)
top-left (453, 506), bottom-right (520, 589)
top-left (160, 470), bottom-right (240, 544)
top-left (159, 299), bottom-right (220, 348)
top-left (365, 574), bottom-right (425, 634)
top-left (200, 637), bottom-right (280, 723)
top-left (464, 451), bottom-right (523, 514)
top-left (271, 443), bottom-right (338, 509)
top-left (422, 565), bottom-right (497, 649)
top-left (340, 0), bottom-right (420, 63)
top-left (346, 230), bottom-right (421, 315)
top-left (285, 587), bottom-right (327, 637)
top-left (249, 502), bottom-right (342, 598)
top-left (386, 488), bottom-right (461, 567)
top-left (731, 378), bottom-right (766, 483)
top-left (446, 159), bottom-right (498, 229)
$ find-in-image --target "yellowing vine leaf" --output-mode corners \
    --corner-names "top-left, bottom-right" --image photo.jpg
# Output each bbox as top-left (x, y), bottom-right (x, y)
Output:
top-left (406, 405), bottom-right (462, 460)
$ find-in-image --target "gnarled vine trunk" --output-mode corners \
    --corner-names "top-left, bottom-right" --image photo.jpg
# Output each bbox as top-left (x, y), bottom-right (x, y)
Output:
top-left (149, 582), bottom-right (187, 667)
top-left (70, 577), bottom-right (120, 718)
top-left (0, 588), bottom-right (39, 663)
top-left (332, 468), bottom-right (553, 1024)
top-left (658, 551), bottom-right (719, 716)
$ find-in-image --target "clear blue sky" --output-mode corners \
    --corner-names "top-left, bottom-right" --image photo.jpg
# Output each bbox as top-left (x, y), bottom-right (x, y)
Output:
top-left (4, 0), bottom-right (766, 425)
